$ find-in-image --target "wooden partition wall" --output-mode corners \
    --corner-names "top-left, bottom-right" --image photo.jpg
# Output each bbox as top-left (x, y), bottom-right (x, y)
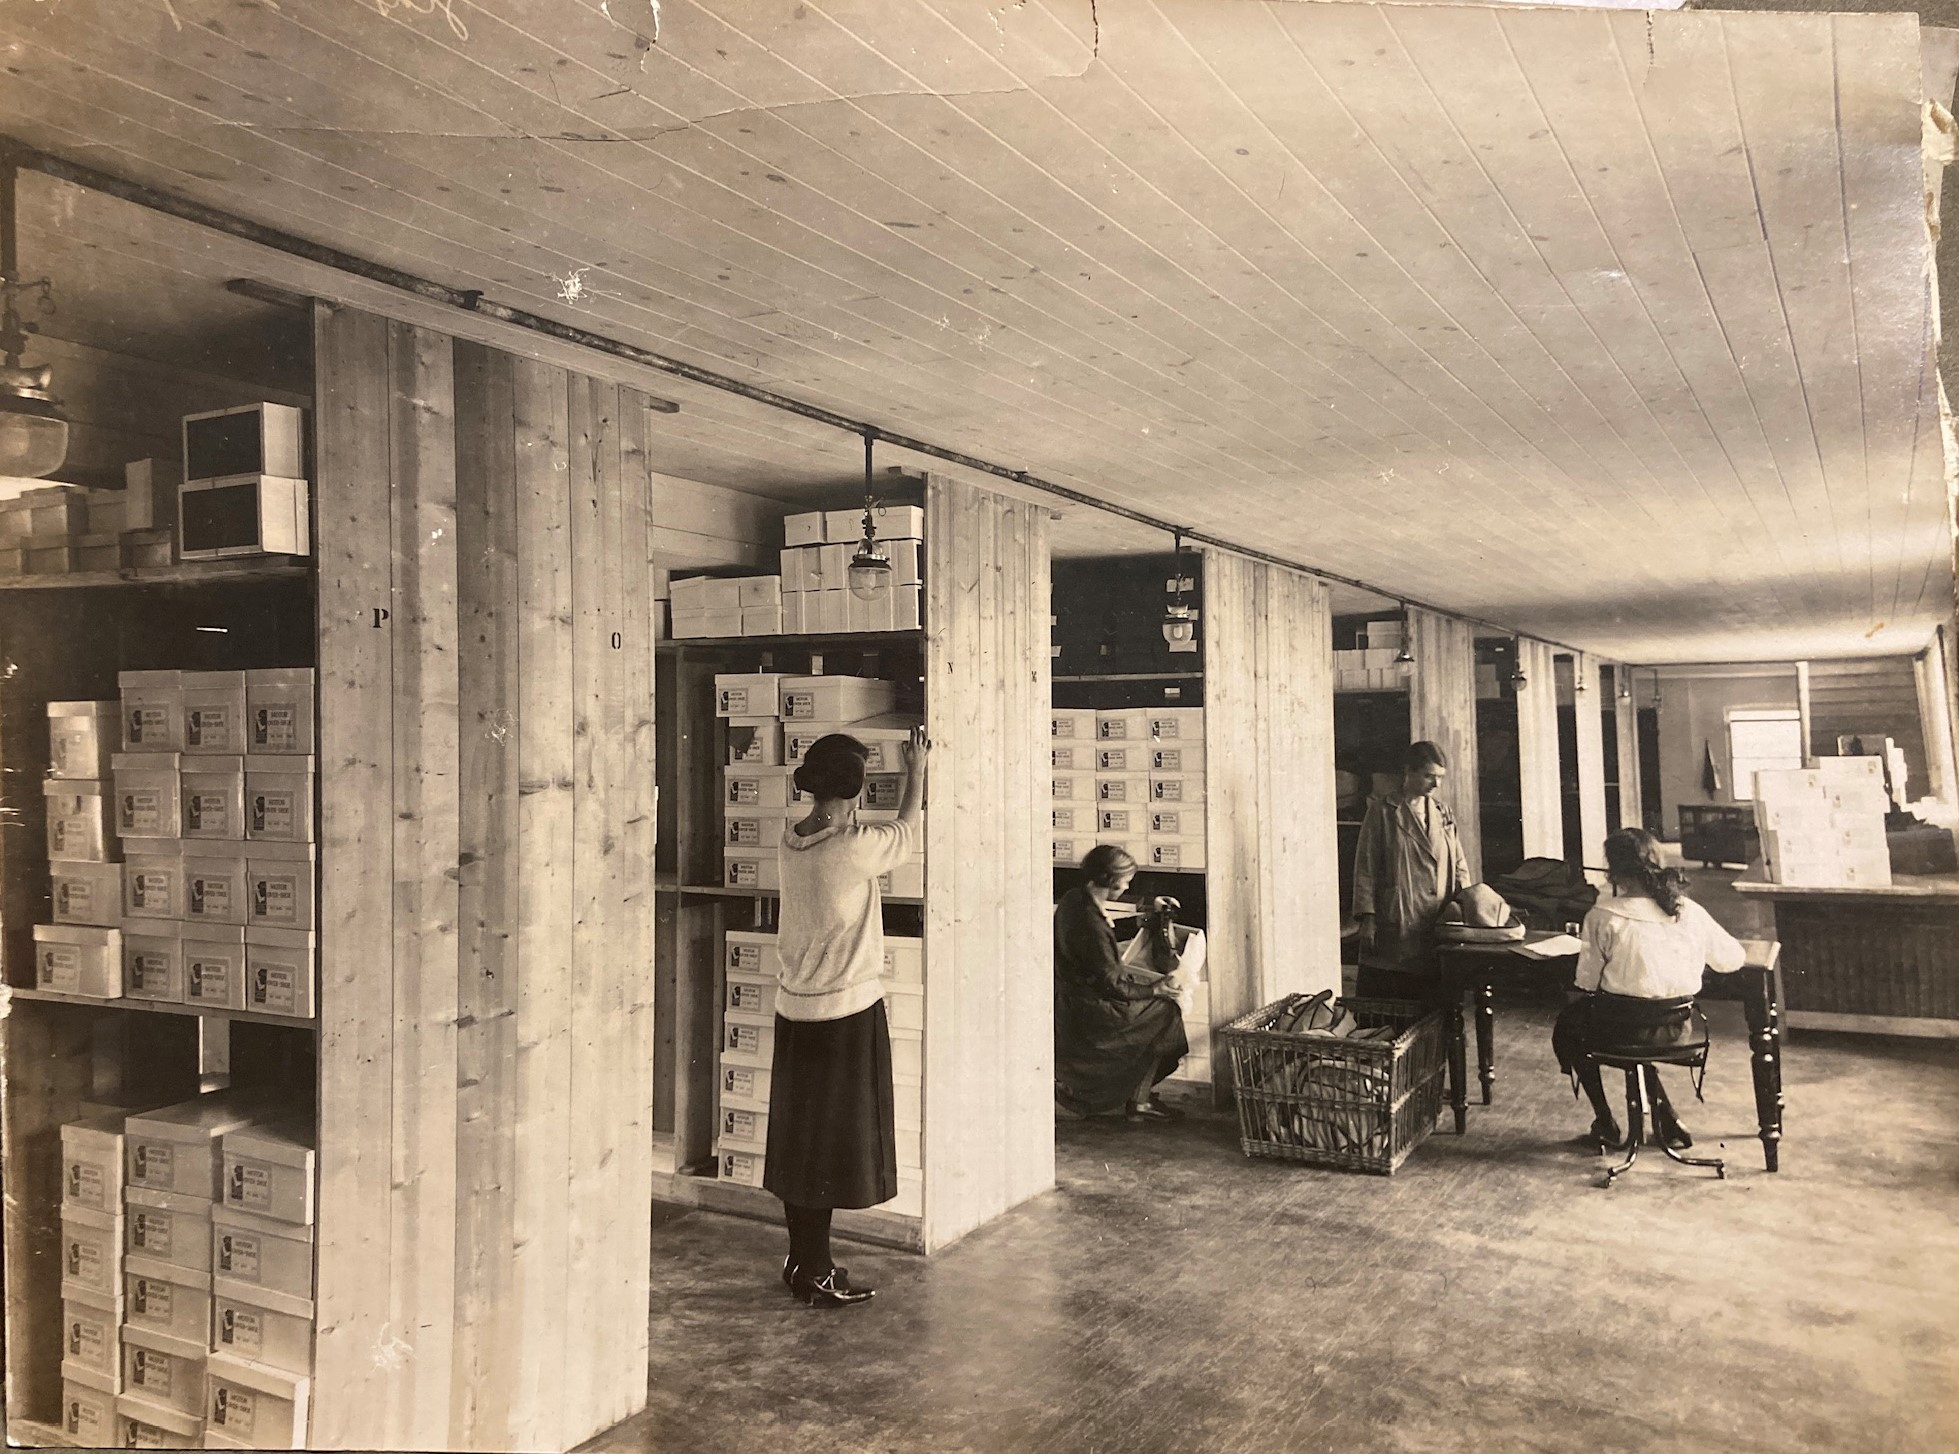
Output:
top-left (1612, 663), bottom-right (1645, 831)
top-left (315, 304), bottom-right (656, 1452)
top-left (1516, 638), bottom-right (1565, 862)
top-left (1202, 551), bottom-right (1341, 1031)
top-left (921, 475), bottom-right (1055, 1250)
top-left (1408, 608), bottom-right (1483, 882)
top-left (1570, 653), bottom-right (1609, 875)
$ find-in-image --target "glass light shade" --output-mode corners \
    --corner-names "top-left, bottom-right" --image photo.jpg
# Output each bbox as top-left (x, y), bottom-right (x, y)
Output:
top-left (1509, 668), bottom-right (1529, 689)
top-left (0, 372), bottom-right (68, 479)
top-left (1394, 644), bottom-right (1414, 666)
top-left (1161, 605), bottom-right (1196, 646)
top-left (847, 544), bottom-right (891, 602)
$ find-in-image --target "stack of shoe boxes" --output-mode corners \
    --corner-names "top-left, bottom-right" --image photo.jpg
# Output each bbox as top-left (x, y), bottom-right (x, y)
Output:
top-left (58, 1111), bottom-right (133, 1445)
top-left (1140, 709), bottom-right (1207, 872)
top-left (670, 574), bottom-right (784, 639)
top-left (41, 699), bottom-right (125, 998)
top-left (177, 404), bottom-right (311, 563)
top-left (778, 506), bottom-right (925, 633)
top-left (1755, 757), bottom-right (1894, 888)
top-left (1050, 710), bottom-right (1099, 865)
top-left (1332, 617), bottom-right (1410, 692)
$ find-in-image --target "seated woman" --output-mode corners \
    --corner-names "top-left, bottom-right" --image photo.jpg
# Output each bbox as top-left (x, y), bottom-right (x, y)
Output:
top-left (1552, 827), bottom-right (1746, 1150)
top-left (1053, 845), bottom-right (1189, 1123)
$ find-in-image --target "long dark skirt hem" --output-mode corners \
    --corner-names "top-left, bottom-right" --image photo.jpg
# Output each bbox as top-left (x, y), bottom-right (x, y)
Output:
top-left (763, 1001), bottom-right (898, 1211)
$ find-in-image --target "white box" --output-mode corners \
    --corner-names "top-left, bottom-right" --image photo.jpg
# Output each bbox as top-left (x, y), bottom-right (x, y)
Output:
top-left (212, 1208), bottom-right (314, 1305)
top-left (63, 1113), bottom-right (137, 1219)
top-left (124, 928), bottom-right (185, 1004)
top-left (741, 605), bottom-right (785, 636)
top-left (62, 1205), bottom-right (124, 1299)
top-left (738, 575), bottom-right (782, 607)
top-left (63, 1365), bottom-right (120, 1439)
top-left (724, 930), bottom-right (779, 976)
top-left (1094, 744), bottom-right (1148, 775)
top-left (1097, 806), bottom-right (1144, 837)
top-left (205, 1353), bottom-right (310, 1449)
top-left (184, 927), bottom-right (249, 1011)
top-left (1147, 708), bottom-right (1204, 742)
top-left (725, 766), bottom-right (791, 809)
top-left (180, 673), bottom-right (247, 755)
top-left (222, 1121), bottom-right (315, 1225)
top-left (1095, 773), bottom-right (1152, 806)
top-left (891, 583), bottom-right (922, 631)
top-left (1050, 742), bottom-right (1095, 773)
top-left (883, 934), bottom-right (923, 984)
top-left (779, 676), bottom-right (899, 723)
top-left (120, 672), bottom-right (185, 753)
top-left (845, 586), bottom-right (892, 633)
top-left (718, 1063), bottom-right (771, 1110)
top-left (36, 925), bottom-right (123, 998)
top-left (1148, 743), bottom-right (1205, 774)
top-left (210, 1280), bottom-right (313, 1377)
top-left (245, 928), bottom-right (316, 1019)
top-left (1052, 806), bottom-right (1089, 834)
top-left (779, 546), bottom-right (813, 593)
top-left (785, 714), bottom-right (916, 772)
top-left (245, 843), bottom-right (315, 932)
top-left (113, 754), bottom-right (183, 839)
top-left (125, 458), bottom-right (183, 534)
top-left (805, 541), bottom-right (854, 589)
top-left (1146, 837), bottom-right (1208, 871)
top-left (885, 983), bottom-right (923, 1034)
top-left (122, 1325), bottom-right (206, 1417)
top-left (53, 859), bottom-right (124, 926)
top-left (890, 1032), bottom-right (923, 1083)
top-left (1055, 837), bottom-right (1086, 864)
top-left (125, 1256), bottom-right (213, 1345)
top-left (783, 510), bottom-right (827, 547)
top-left (245, 669), bottom-right (315, 755)
top-left (1051, 771), bottom-right (1098, 803)
top-left (725, 971), bottom-right (778, 1019)
top-left (724, 812), bottom-right (788, 851)
top-left (184, 850), bottom-right (247, 927)
top-left (722, 1018), bottom-right (774, 1066)
top-left (859, 772), bottom-right (905, 816)
top-left (718, 1105), bottom-right (768, 1152)
top-left (126, 1094), bottom-right (272, 1201)
top-left (667, 575), bottom-right (711, 613)
top-left (49, 700), bottom-right (121, 779)
top-left (1096, 710), bottom-right (1148, 742)
top-left (851, 504), bottom-right (925, 541)
top-left (781, 592), bottom-right (807, 635)
top-left (668, 610), bottom-right (709, 640)
top-left (1146, 807), bottom-right (1203, 838)
top-left (724, 852), bottom-right (781, 892)
top-left (126, 1189), bottom-right (214, 1275)
top-left (178, 475), bottom-right (309, 560)
top-left (181, 756), bottom-right (245, 840)
top-left (1051, 710), bottom-right (1098, 742)
top-left (700, 607), bottom-right (745, 638)
top-left (124, 843), bottom-right (186, 921)
top-left (878, 859), bottom-right (925, 898)
top-left (810, 590), bottom-right (849, 634)
top-left (183, 403), bottom-right (306, 481)
top-left (114, 1393), bottom-right (203, 1449)
top-left (715, 674), bottom-right (786, 718)
top-left (1150, 773), bottom-right (1207, 806)
top-left (718, 1147), bottom-right (766, 1187)
top-left (245, 757), bottom-right (315, 843)
top-left (46, 779), bottom-right (118, 862)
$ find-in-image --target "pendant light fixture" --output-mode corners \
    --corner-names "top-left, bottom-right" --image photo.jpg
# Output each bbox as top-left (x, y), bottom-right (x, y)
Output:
top-left (0, 148), bottom-right (67, 479)
top-left (846, 429), bottom-right (892, 603)
top-left (1393, 603), bottom-right (1414, 667)
top-left (1509, 638), bottom-right (1529, 690)
top-left (1161, 531), bottom-right (1196, 646)
top-left (1573, 656), bottom-right (1588, 694)
top-left (1618, 667), bottom-right (1633, 703)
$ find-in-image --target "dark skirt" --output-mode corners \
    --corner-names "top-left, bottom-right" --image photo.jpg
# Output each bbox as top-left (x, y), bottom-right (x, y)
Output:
top-left (1054, 987), bottom-right (1188, 1117)
top-left (1552, 993), bottom-right (1704, 1076)
top-left (763, 1001), bottom-right (898, 1210)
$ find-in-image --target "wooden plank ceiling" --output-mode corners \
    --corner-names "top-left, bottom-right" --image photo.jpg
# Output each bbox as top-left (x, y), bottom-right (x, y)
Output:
top-left (1, 0), bottom-right (1948, 661)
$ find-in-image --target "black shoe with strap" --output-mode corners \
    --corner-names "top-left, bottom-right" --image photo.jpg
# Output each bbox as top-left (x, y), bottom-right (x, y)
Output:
top-left (794, 1264), bottom-right (875, 1307)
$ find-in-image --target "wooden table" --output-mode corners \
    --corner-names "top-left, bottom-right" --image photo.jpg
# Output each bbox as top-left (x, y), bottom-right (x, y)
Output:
top-left (1431, 935), bottom-right (1786, 1171)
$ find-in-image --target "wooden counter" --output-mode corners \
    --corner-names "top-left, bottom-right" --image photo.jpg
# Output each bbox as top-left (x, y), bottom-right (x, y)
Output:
top-left (1732, 874), bottom-right (1959, 1035)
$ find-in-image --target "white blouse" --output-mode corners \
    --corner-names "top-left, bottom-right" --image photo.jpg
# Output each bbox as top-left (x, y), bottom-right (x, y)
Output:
top-left (1574, 893), bottom-right (1746, 1000)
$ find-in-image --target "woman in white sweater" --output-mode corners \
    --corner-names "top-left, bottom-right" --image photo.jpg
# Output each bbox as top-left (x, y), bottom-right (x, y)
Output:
top-left (1552, 828), bottom-right (1745, 1151)
top-left (765, 727), bottom-right (925, 1308)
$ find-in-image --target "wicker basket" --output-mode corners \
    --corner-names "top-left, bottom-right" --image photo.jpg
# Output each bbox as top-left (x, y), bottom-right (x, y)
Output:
top-left (1219, 995), bottom-right (1447, 1175)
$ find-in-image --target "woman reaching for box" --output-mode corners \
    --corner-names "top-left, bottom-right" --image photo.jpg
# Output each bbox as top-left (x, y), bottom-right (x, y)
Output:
top-left (766, 726), bottom-right (926, 1308)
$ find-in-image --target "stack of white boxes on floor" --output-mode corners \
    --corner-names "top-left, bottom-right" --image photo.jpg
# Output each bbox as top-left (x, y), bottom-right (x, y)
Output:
top-left (1050, 709), bottom-right (1207, 872)
top-left (57, 1108), bottom-right (133, 1446)
top-left (41, 701), bottom-right (125, 999)
top-left (1332, 617), bottom-right (1409, 692)
top-left (1754, 757), bottom-right (1893, 888)
top-left (669, 573), bottom-right (785, 639)
top-left (88, 669), bottom-right (319, 1020)
top-left (778, 506), bottom-right (925, 634)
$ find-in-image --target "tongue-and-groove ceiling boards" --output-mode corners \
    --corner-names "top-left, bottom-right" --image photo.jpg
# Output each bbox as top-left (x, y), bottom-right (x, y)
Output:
top-left (2, 0), bottom-right (1951, 660)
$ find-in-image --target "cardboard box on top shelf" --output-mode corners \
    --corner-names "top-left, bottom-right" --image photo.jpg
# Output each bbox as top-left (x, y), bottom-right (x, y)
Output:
top-left (779, 675), bottom-right (898, 723)
top-left (785, 715), bottom-right (917, 772)
top-left (222, 1121), bottom-right (317, 1225)
top-left (744, 602), bottom-right (786, 634)
top-left (781, 592), bottom-right (808, 635)
top-left (824, 504), bottom-right (924, 544)
top-left (244, 669), bottom-right (315, 756)
top-left (715, 674), bottom-right (786, 718)
top-left (783, 510), bottom-right (827, 547)
top-left (779, 546), bottom-right (812, 593)
top-left (738, 575), bottom-right (782, 608)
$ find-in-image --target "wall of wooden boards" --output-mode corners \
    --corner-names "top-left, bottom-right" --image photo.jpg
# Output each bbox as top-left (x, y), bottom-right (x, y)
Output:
top-left (1202, 551), bottom-right (1342, 1034)
top-left (1516, 639), bottom-right (1566, 862)
top-left (1569, 654), bottom-right (1609, 876)
top-left (920, 475), bottom-right (1054, 1252)
top-left (1407, 608), bottom-right (1483, 883)
top-left (314, 304), bottom-right (655, 1453)
top-left (1611, 665), bottom-right (1645, 832)
top-left (1914, 642), bottom-right (1958, 804)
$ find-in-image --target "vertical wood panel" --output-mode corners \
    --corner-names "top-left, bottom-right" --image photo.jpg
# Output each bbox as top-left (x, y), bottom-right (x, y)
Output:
top-left (1203, 551), bottom-right (1340, 1035)
top-left (1516, 639), bottom-right (1565, 861)
top-left (922, 474), bottom-right (1053, 1251)
top-left (509, 358), bottom-right (576, 1454)
top-left (1571, 654), bottom-right (1609, 875)
top-left (450, 341), bottom-right (521, 1447)
top-left (313, 301), bottom-right (399, 1450)
top-left (1408, 609), bottom-right (1483, 881)
top-left (385, 319), bottom-right (462, 1450)
top-left (1612, 665), bottom-right (1644, 833)
top-left (1914, 642), bottom-right (1957, 803)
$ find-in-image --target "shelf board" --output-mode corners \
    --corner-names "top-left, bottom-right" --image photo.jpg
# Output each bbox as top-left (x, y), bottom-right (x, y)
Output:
top-left (0, 558), bottom-right (311, 591)
top-left (659, 630), bottom-right (922, 655)
top-left (1050, 864), bottom-right (1206, 878)
top-left (1052, 671), bottom-right (1203, 683)
top-left (657, 882), bottom-right (923, 906)
top-left (2, 985), bottom-right (317, 1029)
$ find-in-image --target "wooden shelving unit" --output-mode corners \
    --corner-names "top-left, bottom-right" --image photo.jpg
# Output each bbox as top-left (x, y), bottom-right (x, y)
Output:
top-left (0, 558), bottom-right (310, 592)
top-left (3, 984), bottom-right (317, 1030)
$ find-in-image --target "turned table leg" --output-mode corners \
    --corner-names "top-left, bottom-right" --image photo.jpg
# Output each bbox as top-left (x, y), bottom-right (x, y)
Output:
top-left (1476, 979), bottom-right (1496, 1105)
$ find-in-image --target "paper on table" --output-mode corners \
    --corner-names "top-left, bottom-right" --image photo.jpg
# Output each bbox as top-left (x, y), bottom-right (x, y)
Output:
top-left (1517, 933), bottom-right (1583, 958)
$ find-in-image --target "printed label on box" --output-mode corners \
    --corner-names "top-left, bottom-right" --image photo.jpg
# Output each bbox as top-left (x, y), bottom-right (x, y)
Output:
top-left (186, 707), bottom-right (236, 750)
top-left (69, 1162), bottom-right (108, 1209)
top-left (50, 817), bottom-right (84, 855)
top-left (782, 691), bottom-right (818, 719)
top-left (1098, 780), bottom-right (1140, 802)
top-left (1149, 811), bottom-right (1193, 836)
top-left (1099, 809), bottom-right (1136, 833)
top-left (726, 1023), bottom-right (763, 1056)
top-left (251, 963), bottom-right (302, 1014)
top-left (1051, 746), bottom-right (1090, 771)
top-left (254, 704), bottom-right (299, 751)
top-left (131, 1348), bottom-right (175, 1397)
top-left (232, 1160), bottom-right (275, 1210)
top-left (131, 870), bottom-right (175, 913)
top-left (127, 1416), bottom-right (173, 1449)
top-left (218, 1304), bottom-right (263, 1356)
top-left (212, 1385), bottom-right (258, 1438)
top-left (1098, 718), bottom-right (1135, 740)
top-left (40, 946), bottom-right (80, 992)
top-left (727, 942), bottom-right (767, 973)
top-left (726, 819), bottom-right (772, 847)
top-left (1052, 718), bottom-right (1081, 738)
top-left (67, 1395), bottom-right (108, 1442)
top-left (68, 1310), bottom-right (110, 1363)
top-left (250, 790), bottom-right (298, 837)
top-left (1152, 749), bottom-right (1196, 772)
top-left (186, 792), bottom-right (234, 835)
top-left (1097, 748), bottom-right (1137, 772)
top-left (723, 1108), bottom-right (761, 1141)
top-left (253, 872), bottom-right (300, 923)
top-left (718, 687), bottom-right (762, 714)
top-left (131, 1276), bottom-right (175, 1322)
top-left (727, 859), bottom-right (762, 887)
top-left (864, 776), bottom-right (902, 810)
top-left (188, 874), bottom-right (231, 919)
top-left (131, 1141), bottom-right (174, 1185)
top-left (187, 956), bottom-right (235, 1002)
top-left (217, 1231), bottom-right (261, 1281)
top-left (56, 881), bottom-right (98, 919)
top-left (120, 788), bottom-right (167, 834)
top-left (129, 706), bottom-right (171, 745)
top-left (728, 981), bottom-right (768, 1012)
top-left (728, 780), bottom-right (766, 806)
top-left (132, 952), bottom-right (175, 993)
top-left (65, 1232), bottom-right (108, 1285)
top-left (1152, 779), bottom-right (1193, 802)
top-left (722, 1067), bottom-right (759, 1099)
top-left (132, 1209), bottom-right (175, 1258)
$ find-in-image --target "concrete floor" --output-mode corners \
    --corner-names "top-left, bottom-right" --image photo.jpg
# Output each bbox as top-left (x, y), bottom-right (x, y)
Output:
top-left (591, 994), bottom-right (1959, 1454)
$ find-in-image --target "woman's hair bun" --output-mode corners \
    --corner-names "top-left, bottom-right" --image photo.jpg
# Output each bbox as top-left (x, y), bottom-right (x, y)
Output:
top-left (795, 734), bottom-right (870, 802)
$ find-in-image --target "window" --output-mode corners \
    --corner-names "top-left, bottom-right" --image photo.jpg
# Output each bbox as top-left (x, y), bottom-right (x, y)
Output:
top-left (1729, 709), bottom-right (1804, 798)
